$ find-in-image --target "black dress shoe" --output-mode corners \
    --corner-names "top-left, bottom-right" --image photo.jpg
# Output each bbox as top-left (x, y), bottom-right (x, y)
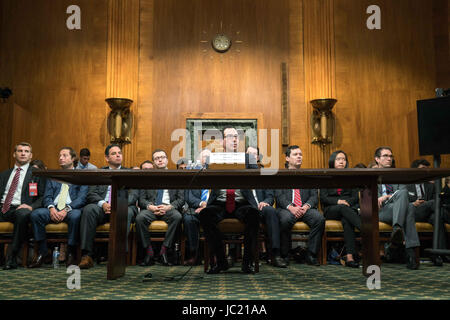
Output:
top-left (160, 253), bottom-right (173, 266)
top-left (273, 256), bottom-right (287, 268)
top-left (406, 248), bottom-right (419, 270)
top-left (390, 226), bottom-right (404, 247)
top-left (305, 252), bottom-right (320, 266)
top-left (282, 257), bottom-right (290, 266)
top-left (140, 255), bottom-right (155, 267)
top-left (28, 254), bottom-right (47, 268)
top-left (3, 255), bottom-right (18, 270)
top-left (431, 255), bottom-right (443, 267)
top-left (241, 263), bottom-right (255, 274)
top-left (206, 261), bottom-right (229, 274)
top-left (345, 260), bottom-right (359, 268)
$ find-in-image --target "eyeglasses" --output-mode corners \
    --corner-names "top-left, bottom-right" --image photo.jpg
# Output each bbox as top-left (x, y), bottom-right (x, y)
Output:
top-left (153, 156), bottom-right (167, 161)
top-left (380, 154), bottom-right (393, 158)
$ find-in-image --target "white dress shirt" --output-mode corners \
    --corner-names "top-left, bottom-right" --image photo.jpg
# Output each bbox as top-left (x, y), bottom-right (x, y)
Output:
top-left (1, 163), bottom-right (30, 206)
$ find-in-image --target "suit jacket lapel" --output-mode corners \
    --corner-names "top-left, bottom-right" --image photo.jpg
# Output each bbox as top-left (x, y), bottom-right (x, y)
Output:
top-left (169, 189), bottom-right (175, 202)
top-left (0, 169), bottom-right (13, 196)
top-left (243, 190), bottom-right (258, 208)
top-left (21, 166), bottom-right (34, 201)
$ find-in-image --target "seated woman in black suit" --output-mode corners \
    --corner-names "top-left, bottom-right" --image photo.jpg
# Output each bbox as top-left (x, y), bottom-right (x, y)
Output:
top-left (320, 150), bottom-right (361, 268)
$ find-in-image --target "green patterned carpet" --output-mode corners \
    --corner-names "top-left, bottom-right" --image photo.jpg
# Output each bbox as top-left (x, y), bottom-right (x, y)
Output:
top-left (0, 260), bottom-right (449, 300)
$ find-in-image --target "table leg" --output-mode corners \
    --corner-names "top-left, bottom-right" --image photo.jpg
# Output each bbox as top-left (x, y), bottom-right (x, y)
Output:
top-left (359, 180), bottom-right (381, 276)
top-left (107, 182), bottom-right (128, 280)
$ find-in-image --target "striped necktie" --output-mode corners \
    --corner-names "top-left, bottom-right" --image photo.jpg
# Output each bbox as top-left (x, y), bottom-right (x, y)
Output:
top-left (2, 168), bottom-right (22, 214)
top-left (201, 189), bottom-right (209, 202)
top-left (385, 184), bottom-right (394, 195)
top-left (294, 189), bottom-right (302, 207)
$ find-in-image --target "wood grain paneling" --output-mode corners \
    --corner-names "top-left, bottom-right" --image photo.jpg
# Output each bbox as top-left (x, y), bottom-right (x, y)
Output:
top-left (134, 0), bottom-right (155, 167)
top-left (287, 0), bottom-right (307, 166)
top-left (331, 0), bottom-right (445, 168)
top-left (149, 0), bottom-right (287, 168)
top-left (106, 0), bottom-right (140, 167)
top-left (0, 0), bottom-right (109, 170)
top-left (0, 0), bottom-right (448, 171)
top-left (302, 0), bottom-right (336, 168)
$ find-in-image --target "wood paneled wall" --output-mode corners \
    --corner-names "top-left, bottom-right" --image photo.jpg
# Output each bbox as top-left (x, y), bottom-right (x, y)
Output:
top-left (332, 0), bottom-right (449, 168)
top-left (147, 0), bottom-right (287, 169)
top-left (0, 0), bottom-right (109, 169)
top-left (0, 0), bottom-right (448, 171)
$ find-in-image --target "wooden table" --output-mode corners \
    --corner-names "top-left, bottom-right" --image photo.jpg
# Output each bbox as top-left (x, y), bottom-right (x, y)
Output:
top-left (34, 168), bottom-right (450, 279)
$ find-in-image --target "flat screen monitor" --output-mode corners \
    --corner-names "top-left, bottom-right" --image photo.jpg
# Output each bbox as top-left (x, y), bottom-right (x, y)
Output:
top-left (416, 96), bottom-right (450, 156)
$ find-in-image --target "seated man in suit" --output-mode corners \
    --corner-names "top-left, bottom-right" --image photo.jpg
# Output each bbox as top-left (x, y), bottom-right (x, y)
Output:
top-left (182, 150), bottom-right (213, 265)
top-left (198, 127), bottom-right (261, 274)
top-left (0, 142), bottom-right (46, 270)
top-left (184, 189), bottom-right (207, 265)
top-left (407, 159), bottom-right (447, 265)
top-left (137, 149), bottom-right (184, 266)
top-left (276, 145), bottom-right (325, 266)
top-left (374, 146), bottom-right (420, 270)
top-left (78, 144), bottom-right (138, 269)
top-left (408, 159), bottom-right (435, 222)
top-left (29, 147), bottom-right (88, 268)
top-left (250, 189), bottom-right (286, 268)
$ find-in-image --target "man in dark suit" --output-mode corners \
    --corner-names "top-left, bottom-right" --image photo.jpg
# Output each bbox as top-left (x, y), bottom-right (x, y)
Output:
top-left (29, 147), bottom-right (88, 268)
top-left (247, 189), bottom-right (286, 268)
top-left (0, 142), bottom-right (45, 270)
top-left (375, 147), bottom-right (420, 270)
top-left (276, 145), bottom-right (325, 266)
top-left (183, 189), bottom-right (205, 265)
top-left (198, 127), bottom-right (261, 274)
top-left (137, 149), bottom-right (184, 266)
top-left (407, 159), bottom-right (446, 265)
top-left (407, 159), bottom-right (435, 222)
top-left (181, 150), bottom-right (212, 265)
top-left (78, 144), bottom-right (139, 269)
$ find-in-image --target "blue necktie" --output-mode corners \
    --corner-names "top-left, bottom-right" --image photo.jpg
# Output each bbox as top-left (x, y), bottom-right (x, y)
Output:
top-left (385, 184), bottom-right (394, 195)
top-left (201, 189), bottom-right (209, 202)
top-left (156, 189), bottom-right (164, 205)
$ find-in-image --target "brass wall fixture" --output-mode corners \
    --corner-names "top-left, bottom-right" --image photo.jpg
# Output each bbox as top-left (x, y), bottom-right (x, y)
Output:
top-left (310, 98), bottom-right (337, 146)
top-left (106, 98), bottom-right (133, 145)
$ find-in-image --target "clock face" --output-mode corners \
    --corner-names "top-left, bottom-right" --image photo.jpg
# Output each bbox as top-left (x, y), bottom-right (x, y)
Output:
top-left (212, 34), bottom-right (231, 53)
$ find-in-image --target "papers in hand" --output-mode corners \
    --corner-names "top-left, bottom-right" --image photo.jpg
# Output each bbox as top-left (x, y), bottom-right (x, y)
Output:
top-left (209, 152), bottom-right (245, 164)
top-left (383, 190), bottom-right (399, 205)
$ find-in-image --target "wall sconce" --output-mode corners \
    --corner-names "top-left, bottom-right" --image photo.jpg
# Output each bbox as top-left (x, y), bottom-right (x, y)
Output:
top-left (106, 98), bottom-right (133, 145)
top-left (310, 98), bottom-right (337, 146)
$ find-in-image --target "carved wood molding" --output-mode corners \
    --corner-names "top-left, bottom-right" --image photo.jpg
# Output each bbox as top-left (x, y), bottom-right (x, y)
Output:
top-left (303, 0), bottom-right (336, 168)
top-left (106, 0), bottom-right (140, 166)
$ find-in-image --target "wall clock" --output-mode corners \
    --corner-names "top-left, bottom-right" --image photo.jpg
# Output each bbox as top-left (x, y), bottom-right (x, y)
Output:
top-left (211, 34), bottom-right (231, 53)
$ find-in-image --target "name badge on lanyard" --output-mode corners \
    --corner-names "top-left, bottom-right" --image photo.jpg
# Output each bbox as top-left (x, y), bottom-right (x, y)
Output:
top-left (29, 183), bottom-right (38, 196)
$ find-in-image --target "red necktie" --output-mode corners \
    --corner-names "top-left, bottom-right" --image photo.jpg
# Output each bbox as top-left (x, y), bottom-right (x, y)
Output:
top-left (293, 189), bottom-right (302, 207)
top-left (337, 188), bottom-right (342, 196)
top-left (2, 168), bottom-right (22, 214)
top-left (226, 189), bottom-right (235, 213)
